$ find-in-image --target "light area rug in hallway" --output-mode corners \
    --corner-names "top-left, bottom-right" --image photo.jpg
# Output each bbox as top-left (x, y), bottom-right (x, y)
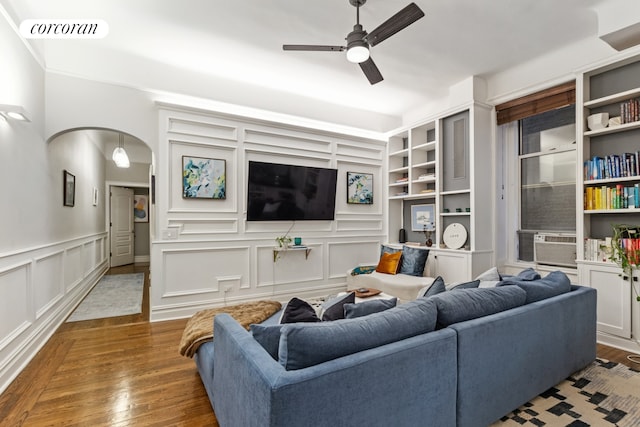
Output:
top-left (66, 273), bottom-right (144, 322)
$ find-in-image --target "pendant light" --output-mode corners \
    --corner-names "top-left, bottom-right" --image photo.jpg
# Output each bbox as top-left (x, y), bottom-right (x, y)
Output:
top-left (112, 133), bottom-right (130, 168)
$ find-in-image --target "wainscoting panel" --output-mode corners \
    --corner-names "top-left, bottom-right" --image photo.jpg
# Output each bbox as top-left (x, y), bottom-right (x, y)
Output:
top-left (161, 246), bottom-right (250, 297)
top-left (336, 142), bottom-right (384, 161)
top-left (244, 127), bottom-right (332, 155)
top-left (0, 232), bottom-right (108, 395)
top-left (256, 244), bottom-right (324, 287)
top-left (167, 116), bottom-right (238, 142)
top-left (0, 263), bottom-right (31, 351)
top-left (64, 244), bottom-right (84, 292)
top-left (33, 251), bottom-right (64, 319)
top-left (328, 240), bottom-right (382, 279)
top-left (168, 140), bottom-right (237, 214)
top-left (169, 218), bottom-right (238, 236)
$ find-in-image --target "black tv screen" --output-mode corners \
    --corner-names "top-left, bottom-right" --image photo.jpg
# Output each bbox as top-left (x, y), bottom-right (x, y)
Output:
top-left (247, 161), bottom-right (338, 221)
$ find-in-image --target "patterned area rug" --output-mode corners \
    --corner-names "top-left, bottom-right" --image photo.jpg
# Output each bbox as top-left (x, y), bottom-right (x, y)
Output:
top-left (493, 359), bottom-right (640, 426)
top-left (66, 273), bottom-right (144, 322)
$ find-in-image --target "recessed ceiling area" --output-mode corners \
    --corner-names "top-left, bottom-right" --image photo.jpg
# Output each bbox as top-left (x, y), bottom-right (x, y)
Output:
top-left (2, 0), bottom-right (634, 131)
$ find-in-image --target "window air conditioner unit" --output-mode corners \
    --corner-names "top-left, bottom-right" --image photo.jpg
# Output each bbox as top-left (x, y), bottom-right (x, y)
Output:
top-left (533, 233), bottom-right (577, 268)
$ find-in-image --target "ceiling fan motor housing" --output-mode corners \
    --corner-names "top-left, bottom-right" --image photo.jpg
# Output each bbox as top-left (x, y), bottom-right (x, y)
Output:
top-left (349, 0), bottom-right (367, 7)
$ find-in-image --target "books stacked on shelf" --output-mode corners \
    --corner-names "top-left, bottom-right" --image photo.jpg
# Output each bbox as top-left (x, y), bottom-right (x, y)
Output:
top-left (394, 191), bottom-right (408, 197)
top-left (420, 189), bottom-right (435, 194)
top-left (417, 173), bottom-right (435, 181)
top-left (584, 152), bottom-right (639, 180)
top-left (584, 237), bottom-right (613, 263)
top-left (585, 184), bottom-right (639, 210)
top-left (620, 237), bottom-right (640, 265)
top-left (395, 177), bottom-right (409, 183)
top-left (620, 98), bottom-right (640, 124)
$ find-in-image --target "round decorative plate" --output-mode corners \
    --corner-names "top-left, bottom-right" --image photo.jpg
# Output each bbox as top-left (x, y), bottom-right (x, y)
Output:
top-left (443, 223), bottom-right (467, 249)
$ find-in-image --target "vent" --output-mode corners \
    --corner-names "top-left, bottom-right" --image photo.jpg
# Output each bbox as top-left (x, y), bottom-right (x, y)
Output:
top-left (534, 233), bottom-right (577, 268)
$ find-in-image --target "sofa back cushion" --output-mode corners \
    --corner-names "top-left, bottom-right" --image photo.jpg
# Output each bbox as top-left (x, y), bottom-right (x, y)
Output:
top-left (429, 286), bottom-right (527, 329)
top-left (497, 270), bottom-right (571, 303)
top-left (399, 245), bottom-right (430, 276)
top-left (278, 297), bottom-right (438, 370)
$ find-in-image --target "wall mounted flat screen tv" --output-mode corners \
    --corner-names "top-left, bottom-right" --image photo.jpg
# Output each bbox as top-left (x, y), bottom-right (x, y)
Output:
top-left (247, 161), bottom-right (338, 221)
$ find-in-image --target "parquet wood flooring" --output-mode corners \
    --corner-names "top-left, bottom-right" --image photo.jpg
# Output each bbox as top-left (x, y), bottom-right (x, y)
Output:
top-left (0, 263), bottom-right (638, 426)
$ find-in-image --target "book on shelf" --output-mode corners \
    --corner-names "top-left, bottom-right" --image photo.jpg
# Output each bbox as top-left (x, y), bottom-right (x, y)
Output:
top-left (395, 177), bottom-right (409, 183)
top-left (584, 183), bottom-right (639, 210)
top-left (584, 237), bottom-right (613, 263)
top-left (620, 98), bottom-right (640, 124)
top-left (584, 152), bottom-right (639, 180)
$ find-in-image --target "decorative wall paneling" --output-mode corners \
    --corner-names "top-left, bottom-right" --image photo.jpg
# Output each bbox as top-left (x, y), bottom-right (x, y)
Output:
top-left (152, 106), bottom-right (387, 321)
top-left (0, 233), bottom-right (108, 394)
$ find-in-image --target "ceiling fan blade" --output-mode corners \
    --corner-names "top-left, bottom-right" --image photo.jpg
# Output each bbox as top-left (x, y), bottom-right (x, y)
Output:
top-left (283, 45), bottom-right (345, 52)
top-left (359, 57), bottom-right (383, 85)
top-left (366, 2), bottom-right (425, 47)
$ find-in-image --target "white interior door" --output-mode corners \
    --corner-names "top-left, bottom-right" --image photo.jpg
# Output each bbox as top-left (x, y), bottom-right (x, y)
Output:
top-left (110, 186), bottom-right (135, 267)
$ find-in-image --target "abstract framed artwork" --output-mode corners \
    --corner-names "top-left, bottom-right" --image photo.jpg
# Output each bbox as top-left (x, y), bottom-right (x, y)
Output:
top-left (134, 194), bottom-right (149, 222)
top-left (63, 170), bottom-right (75, 207)
top-left (182, 156), bottom-right (226, 199)
top-left (347, 172), bottom-right (373, 204)
top-left (411, 204), bottom-right (435, 232)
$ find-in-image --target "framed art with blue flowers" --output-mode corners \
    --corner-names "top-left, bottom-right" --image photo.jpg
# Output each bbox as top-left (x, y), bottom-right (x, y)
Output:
top-left (347, 172), bottom-right (373, 204)
top-left (182, 156), bottom-right (226, 199)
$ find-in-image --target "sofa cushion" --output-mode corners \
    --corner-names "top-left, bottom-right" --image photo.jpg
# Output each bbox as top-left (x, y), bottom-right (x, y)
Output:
top-left (376, 251), bottom-right (402, 274)
top-left (399, 245), bottom-right (429, 276)
top-left (278, 297), bottom-right (438, 370)
top-left (279, 298), bottom-right (320, 324)
top-left (517, 267), bottom-right (541, 281)
top-left (497, 270), bottom-right (571, 303)
top-left (475, 267), bottom-right (502, 288)
top-left (446, 279), bottom-right (480, 291)
top-left (429, 286), bottom-right (527, 329)
top-left (343, 298), bottom-right (397, 318)
top-left (251, 323), bottom-right (284, 359)
top-left (321, 292), bottom-right (356, 321)
top-left (417, 276), bottom-right (446, 298)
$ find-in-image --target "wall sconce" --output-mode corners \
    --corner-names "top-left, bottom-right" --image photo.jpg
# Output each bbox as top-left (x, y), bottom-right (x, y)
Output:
top-left (112, 133), bottom-right (130, 168)
top-left (0, 104), bottom-right (31, 122)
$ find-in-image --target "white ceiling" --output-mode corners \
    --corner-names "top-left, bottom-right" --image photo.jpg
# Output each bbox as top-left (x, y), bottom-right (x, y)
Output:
top-left (2, 0), bottom-right (624, 132)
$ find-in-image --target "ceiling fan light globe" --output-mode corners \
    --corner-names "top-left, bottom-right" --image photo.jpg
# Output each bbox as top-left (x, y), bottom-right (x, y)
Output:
top-left (347, 45), bottom-right (369, 63)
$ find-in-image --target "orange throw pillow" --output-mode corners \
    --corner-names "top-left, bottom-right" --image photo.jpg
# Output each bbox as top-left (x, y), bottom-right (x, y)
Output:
top-left (375, 251), bottom-right (402, 275)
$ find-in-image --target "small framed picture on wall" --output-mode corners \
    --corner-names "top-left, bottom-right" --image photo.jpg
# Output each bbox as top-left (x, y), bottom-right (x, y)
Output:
top-left (347, 172), bottom-right (373, 204)
top-left (63, 170), bottom-right (75, 207)
top-left (411, 204), bottom-right (435, 231)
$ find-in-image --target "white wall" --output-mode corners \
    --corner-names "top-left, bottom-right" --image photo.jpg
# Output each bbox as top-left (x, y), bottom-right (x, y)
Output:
top-left (150, 106), bottom-right (387, 320)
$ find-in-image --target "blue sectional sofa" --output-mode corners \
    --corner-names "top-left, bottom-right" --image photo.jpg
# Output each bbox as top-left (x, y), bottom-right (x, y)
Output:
top-left (195, 277), bottom-right (596, 427)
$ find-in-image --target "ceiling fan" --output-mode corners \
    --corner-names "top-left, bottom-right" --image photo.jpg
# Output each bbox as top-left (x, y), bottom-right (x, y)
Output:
top-left (283, 0), bottom-right (425, 85)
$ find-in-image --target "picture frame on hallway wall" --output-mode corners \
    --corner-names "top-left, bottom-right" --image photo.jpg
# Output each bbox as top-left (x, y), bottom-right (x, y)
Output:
top-left (182, 156), bottom-right (226, 199)
top-left (63, 170), bottom-right (75, 207)
top-left (347, 171), bottom-right (373, 204)
top-left (134, 195), bottom-right (149, 222)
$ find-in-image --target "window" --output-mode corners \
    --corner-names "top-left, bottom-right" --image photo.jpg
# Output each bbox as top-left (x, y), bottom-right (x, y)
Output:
top-left (495, 82), bottom-right (576, 264)
top-left (518, 106), bottom-right (576, 261)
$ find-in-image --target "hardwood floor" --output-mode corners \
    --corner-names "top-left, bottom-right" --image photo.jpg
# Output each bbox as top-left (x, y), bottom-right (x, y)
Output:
top-left (0, 265), bottom-right (638, 426)
top-left (0, 264), bottom-right (217, 427)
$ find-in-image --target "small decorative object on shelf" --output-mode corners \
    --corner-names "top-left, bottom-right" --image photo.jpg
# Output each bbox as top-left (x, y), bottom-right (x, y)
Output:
top-left (275, 235), bottom-right (292, 249)
top-left (609, 224), bottom-right (640, 302)
top-left (422, 225), bottom-right (433, 247)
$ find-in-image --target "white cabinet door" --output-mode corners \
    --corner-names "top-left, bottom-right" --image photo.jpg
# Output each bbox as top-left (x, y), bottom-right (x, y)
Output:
top-left (432, 251), bottom-right (469, 284)
top-left (580, 263), bottom-right (631, 339)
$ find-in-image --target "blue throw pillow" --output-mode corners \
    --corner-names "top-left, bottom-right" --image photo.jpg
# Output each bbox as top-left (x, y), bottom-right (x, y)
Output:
top-left (380, 244), bottom-right (402, 256)
top-left (417, 276), bottom-right (446, 298)
top-left (517, 267), bottom-right (541, 281)
top-left (497, 270), bottom-right (571, 303)
top-left (447, 280), bottom-right (480, 291)
top-left (251, 323), bottom-right (284, 360)
top-left (343, 298), bottom-right (397, 318)
top-left (399, 245), bottom-right (429, 276)
top-left (321, 292), bottom-right (355, 321)
top-left (278, 297), bottom-right (438, 370)
top-left (429, 286), bottom-right (527, 329)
